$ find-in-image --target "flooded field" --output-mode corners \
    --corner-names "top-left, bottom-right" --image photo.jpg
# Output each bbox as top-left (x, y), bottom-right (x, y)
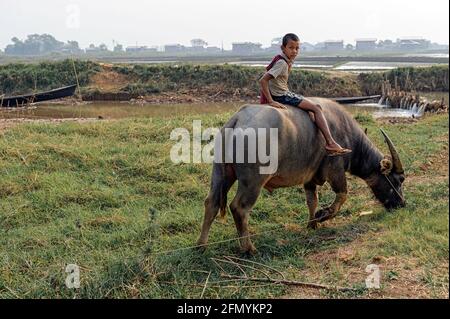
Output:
top-left (227, 60), bottom-right (447, 71)
top-left (0, 102), bottom-right (243, 120)
top-left (334, 61), bottom-right (440, 71)
top-left (3, 95), bottom-right (447, 121)
top-left (229, 61), bottom-right (335, 69)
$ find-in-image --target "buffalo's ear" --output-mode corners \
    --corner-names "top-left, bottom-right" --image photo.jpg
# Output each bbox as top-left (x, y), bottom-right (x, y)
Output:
top-left (380, 157), bottom-right (393, 175)
top-left (364, 128), bottom-right (368, 135)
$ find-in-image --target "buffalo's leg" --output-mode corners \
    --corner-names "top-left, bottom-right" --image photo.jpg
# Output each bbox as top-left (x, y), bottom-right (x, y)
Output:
top-left (315, 172), bottom-right (348, 223)
top-left (229, 181), bottom-right (263, 254)
top-left (304, 182), bottom-right (319, 229)
top-left (197, 164), bottom-right (236, 249)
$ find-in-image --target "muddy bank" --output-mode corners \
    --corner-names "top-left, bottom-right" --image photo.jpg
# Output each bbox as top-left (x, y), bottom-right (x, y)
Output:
top-left (81, 87), bottom-right (256, 104)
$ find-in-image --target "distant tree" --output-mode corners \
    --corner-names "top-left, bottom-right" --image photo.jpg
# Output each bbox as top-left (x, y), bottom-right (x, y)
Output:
top-left (99, 43), bottom-right (108, 51)
top-left (67, 40), bottom-right (80, 50)
top-left (5, 37), bottom-right (24, 55)
top-left (4, 34), bottom-right (65, 55)
top-left (190, 39), bottom-right (208, 47)
top-left (271, 37), bottom-right (282, 45)
top-left (114, 44), bottom-right (124, 52)
top-left (346, 44), bottom-right (354, 51)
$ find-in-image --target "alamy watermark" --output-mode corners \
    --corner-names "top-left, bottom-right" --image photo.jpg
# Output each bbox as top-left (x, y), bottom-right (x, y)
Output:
top-left (365, 264), bottom-right (381, 289)
top-left (65, 264), bottom-right (80, 289)
top-left (169, 120), bottom-right (279, 174)
top-left (66, 3), bottom-right (81, 29)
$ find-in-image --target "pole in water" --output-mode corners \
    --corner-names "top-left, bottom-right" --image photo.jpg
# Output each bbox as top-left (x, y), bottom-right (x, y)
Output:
top-left (71, 58), bottom-right (82, 100)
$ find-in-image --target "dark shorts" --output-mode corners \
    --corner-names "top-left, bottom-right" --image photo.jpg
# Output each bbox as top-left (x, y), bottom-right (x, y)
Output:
top-left (272, 92), bottom-right (305, 106)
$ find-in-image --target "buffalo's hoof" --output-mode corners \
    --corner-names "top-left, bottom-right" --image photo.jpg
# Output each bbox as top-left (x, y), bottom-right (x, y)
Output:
top-left (240, 243), bottom-right (257, 256)
top-left (307, 220), bottom-right (318, 230)
top-left (315, 208), bottom-right (334, 222)
top-left (196, 240), bottom-right (208, 252)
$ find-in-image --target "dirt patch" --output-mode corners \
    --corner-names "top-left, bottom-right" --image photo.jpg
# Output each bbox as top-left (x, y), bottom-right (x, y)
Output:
top-left (0, 121), bottom-right (16, 132)
top-left (376, 117), bottom-right (420, 125)
top-left (89, 70), bottom-right (129, 92)
top-left (408, 139), bottom-right (449, 184)
top-left (140, 87), bottom-right (256, 104)
top-left (283, 231), bottom-right (448, 299)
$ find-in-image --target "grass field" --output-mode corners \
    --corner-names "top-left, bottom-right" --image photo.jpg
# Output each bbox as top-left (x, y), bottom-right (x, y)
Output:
top-left (0, 111), bottom-right (448, 299)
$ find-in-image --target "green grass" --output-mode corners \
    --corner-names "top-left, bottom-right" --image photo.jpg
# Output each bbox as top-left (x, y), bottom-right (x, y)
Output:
top-left (0, 59), bottom-right (100, 95)
top-left (0, 113), bottom-right (448, 298)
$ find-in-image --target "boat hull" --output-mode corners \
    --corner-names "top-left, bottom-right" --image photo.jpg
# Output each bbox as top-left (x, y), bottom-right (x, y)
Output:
top-left (1, 84), bottom-right (77, 107)
top-left (331, 95), bottom-right (381, 104)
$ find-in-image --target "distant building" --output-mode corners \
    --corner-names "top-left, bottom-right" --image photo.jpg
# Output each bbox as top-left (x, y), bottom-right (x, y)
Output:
top-left (397, 37), bottom-right (430, 50)
top-left (85, 44), bottom-right (103, 53)
top-left (187, 46), bottom-right (205, 53)
top-left (301, 42), bottom-right (315, 52)
top-left (164, 44), bottom-right (186, 53)
top-left (355, 38), bottom-right (377, 51)
top-left (377, 39), bottom-right (396, 51)
top-left (314, 42), bottom-right (326, 51)
top-left (263, 39), bottom-right (315, 53)
top-left (324, 40), bottom-right (344, 51)
top-left (265, 44), bottom-right (279, 53)
top-left (429, 43), bottom-right (449, 51)
top-left (206, 46), bottom-right (221, 53)
top-left (231, 42), bottom-right (262, 54)
top-left (125, 46), bottom-right (156, 53)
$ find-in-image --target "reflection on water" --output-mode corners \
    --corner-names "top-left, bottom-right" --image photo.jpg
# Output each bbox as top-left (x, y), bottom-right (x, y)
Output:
top-left (228, 60), bottom-right (445, 71)
top-left (2, 95), bottom-right (447, 121)
top-left (404, 53), bottom-right (449, 58)
top-left (335, 61), bottom-right (438, 71)
top-left (0, 102), bottom-right (243, 120)
top-left (349, 103), bottom-right (421, 118)
top-left (229, 61), bottom-right (333, 69)
top-left (372, 108), bottom-right (421, 118)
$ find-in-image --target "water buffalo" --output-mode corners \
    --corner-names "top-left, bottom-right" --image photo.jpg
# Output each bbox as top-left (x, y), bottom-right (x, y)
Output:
top-left (198, 98), bottom-right (406, 254)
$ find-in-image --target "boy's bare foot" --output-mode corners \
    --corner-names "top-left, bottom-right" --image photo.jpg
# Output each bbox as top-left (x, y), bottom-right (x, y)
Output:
top-left (325, 144), bottom-right (352, 157)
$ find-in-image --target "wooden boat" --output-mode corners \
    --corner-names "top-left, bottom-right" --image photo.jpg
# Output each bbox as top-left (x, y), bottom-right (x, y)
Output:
top-left (331, 95), bottom-right (381, 104)
top-left (1, 84), bottom-right (77, 107)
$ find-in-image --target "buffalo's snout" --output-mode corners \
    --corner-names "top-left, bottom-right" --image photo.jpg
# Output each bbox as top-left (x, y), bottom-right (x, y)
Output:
top-left (384, 198), bottom-right (406, 210)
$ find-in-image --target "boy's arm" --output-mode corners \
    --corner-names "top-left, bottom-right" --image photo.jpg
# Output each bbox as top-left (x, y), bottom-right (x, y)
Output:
top-left (259, 73), bottom-right (286, 109)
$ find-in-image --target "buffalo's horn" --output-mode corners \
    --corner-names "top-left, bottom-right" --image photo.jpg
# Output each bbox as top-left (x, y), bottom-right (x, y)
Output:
top-left (380, 129), bottom-right (404, 174)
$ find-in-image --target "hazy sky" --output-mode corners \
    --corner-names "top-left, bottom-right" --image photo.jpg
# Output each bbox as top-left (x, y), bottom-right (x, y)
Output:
top-left (1, 0), bottom-right (448, 50)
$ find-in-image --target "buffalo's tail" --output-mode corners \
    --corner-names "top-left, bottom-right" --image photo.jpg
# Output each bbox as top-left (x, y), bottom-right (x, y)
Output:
top-left (211, 116), bottom-right (238, 219)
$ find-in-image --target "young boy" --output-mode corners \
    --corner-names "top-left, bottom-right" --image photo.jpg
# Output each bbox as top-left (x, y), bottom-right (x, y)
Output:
top-left (259, 33), bottom-right (351, 156)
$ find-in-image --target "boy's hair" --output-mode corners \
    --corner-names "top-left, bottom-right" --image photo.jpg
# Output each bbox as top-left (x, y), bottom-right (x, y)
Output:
top-left (282, 33), bottom-right (300, 46)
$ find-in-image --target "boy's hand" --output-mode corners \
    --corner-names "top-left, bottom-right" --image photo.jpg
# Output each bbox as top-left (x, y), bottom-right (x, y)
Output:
top-left (269, 101), bottom-right (287, 109)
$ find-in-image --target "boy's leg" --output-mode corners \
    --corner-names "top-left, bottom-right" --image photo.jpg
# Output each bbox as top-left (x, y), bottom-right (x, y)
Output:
top-left (297, 99), bottom-right (349, 152)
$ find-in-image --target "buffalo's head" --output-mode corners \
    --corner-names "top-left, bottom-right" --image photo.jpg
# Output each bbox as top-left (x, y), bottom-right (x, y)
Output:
top-left (367, 129), bottom-right (406, 209)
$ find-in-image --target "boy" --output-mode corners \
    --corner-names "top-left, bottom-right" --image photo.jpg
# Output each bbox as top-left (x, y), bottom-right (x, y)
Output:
top-left (259, 33), bottom-right (351, 156)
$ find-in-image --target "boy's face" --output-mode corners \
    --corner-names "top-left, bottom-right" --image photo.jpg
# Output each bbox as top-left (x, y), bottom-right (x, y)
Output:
top-left (281, 40), bottom-right (300, 60)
